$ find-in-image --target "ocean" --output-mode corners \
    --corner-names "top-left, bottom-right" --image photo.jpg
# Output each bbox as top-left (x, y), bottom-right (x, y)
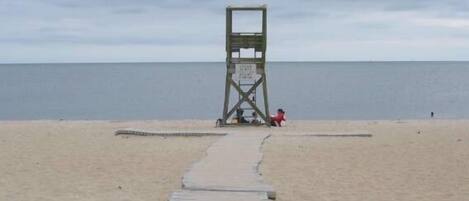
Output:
top-left (1, 61), bottom-right (468, 120)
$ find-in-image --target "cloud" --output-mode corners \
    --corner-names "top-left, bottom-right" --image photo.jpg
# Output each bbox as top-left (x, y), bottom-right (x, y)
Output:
top-left (414, 18), bottom-right (469, 29)
top-left (1, 0), bottom-right (469, 63)
top-left (112, 8), bottom-right (146, 15)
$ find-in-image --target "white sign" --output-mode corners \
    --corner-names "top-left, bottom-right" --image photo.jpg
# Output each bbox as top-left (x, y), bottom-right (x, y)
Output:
top-left (234, 64), bottom-right (257, 81)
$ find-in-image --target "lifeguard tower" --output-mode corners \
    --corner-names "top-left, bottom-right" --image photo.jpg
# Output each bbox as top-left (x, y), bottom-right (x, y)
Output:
top-left (219, 5), bottom-right (270, 126)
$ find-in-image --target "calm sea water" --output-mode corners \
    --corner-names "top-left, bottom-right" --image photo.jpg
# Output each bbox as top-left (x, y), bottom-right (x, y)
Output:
top-left (0, 61), bottom-right (468, 120)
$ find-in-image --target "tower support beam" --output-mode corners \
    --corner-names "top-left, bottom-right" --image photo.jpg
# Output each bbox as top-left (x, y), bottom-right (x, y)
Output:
top-left (220, 5), bottom-right (270, 126)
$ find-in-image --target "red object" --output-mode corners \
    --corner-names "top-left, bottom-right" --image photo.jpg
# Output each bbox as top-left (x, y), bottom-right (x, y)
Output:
top-left (271, 111), bottom-right (286, 126)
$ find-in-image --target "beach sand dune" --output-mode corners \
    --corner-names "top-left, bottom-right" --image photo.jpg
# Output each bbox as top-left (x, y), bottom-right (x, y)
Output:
top-left (0, 121), bottom-right (218, 201)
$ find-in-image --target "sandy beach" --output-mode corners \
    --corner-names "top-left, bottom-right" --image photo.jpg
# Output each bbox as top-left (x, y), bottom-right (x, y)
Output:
top-left (0, 121), bottom-right (219, 201)
top-left (262, 120), bottom-right (469, 201)
top-left (1, 120), bottom-right (468, 201)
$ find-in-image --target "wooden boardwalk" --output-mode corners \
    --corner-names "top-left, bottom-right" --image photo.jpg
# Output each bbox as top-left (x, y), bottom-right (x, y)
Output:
top-left (114, 128), bottom-right (227, 137)
top-left (170, 191), bottom-right (270, 201)
top-left (169, 133), bottom-right (275, 201)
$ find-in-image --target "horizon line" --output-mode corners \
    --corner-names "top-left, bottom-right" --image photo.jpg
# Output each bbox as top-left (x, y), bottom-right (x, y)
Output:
top-left (2, 60), bottom-right (469, 65)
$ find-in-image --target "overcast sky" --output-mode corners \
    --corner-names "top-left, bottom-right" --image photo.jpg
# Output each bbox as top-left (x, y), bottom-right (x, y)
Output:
top-left (1, 0), bottom-right (469, 63)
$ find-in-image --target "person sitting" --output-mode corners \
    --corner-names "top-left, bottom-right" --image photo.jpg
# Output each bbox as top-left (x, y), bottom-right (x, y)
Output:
top-left (270, 108), bottom-right (286, 127)
top-left (251, 112), bottom-right (261, 124)
top-left (236, 108), bottom-right (249, 124)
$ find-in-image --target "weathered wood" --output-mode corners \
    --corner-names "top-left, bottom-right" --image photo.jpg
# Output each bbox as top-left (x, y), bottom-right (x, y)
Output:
top-left (227, 5), bottom-right (267, 11)
top-left (283, 131), bottom-right (373, 138)
top-left (261, 73), bottom-right (271, 124)
top-left (169, 133), bottom-right (276, 201)
top-left (289, 134), bottom-right (372, 137)
top-left (169, 190), bottom-right (270, 201)
top-left (222, 69), bottom-right (232, 123)
top-left (227, 78), bottom-right (266, 122)
top-left (114, 129), bottom-right (227, 137)
top-left (221, 5), bottom-right (270, 127)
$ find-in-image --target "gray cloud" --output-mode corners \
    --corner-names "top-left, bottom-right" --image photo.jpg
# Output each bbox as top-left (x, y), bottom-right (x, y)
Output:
top-left (112, 8), bottom-right (146, 15)
top-left (1, 0), bottom-right (469, 63)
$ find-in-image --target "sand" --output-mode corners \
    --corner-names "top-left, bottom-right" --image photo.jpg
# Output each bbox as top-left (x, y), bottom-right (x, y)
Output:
top-left (1, 120), bottom-right (468, 201)
top-left (0, 121), bottom-right (219, 201)
top-left (261, 120), bottom-right (469, 201)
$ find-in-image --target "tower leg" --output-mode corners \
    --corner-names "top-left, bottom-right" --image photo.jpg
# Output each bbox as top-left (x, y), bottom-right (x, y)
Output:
top-left (262, 73), bottom-right (271, 126)
top-left (222, 70), bottom-right (231, 125)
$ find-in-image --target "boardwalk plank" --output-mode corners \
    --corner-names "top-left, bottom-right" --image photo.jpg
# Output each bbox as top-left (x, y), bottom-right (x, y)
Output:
top-left (169, 133), bottom-right (275, 201)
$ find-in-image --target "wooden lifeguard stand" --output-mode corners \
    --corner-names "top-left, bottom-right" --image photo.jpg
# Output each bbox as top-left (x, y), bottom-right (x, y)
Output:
top-left (219, 5), bottom-right (270, 126)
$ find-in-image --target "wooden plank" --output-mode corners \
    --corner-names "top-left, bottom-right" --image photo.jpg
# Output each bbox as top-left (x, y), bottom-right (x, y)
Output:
top-left (181, 133), bottom-right (276, 200)
top-left (227, 5), bottom-right (267, 11)
top-left (225, 77), bottom-right (263, 119)
top-left (222, 70), bottom-right (232, 123)
top-left (260, 73), bottom-right (271, 125)
top-left (170, 190), bottom-right (270, 201)
top-left (114, 129), bottom-right (227, 137)
top-left (222, 5), bottom-right (270, 127)
top-left (284, 131), bottom-right (373, 138)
